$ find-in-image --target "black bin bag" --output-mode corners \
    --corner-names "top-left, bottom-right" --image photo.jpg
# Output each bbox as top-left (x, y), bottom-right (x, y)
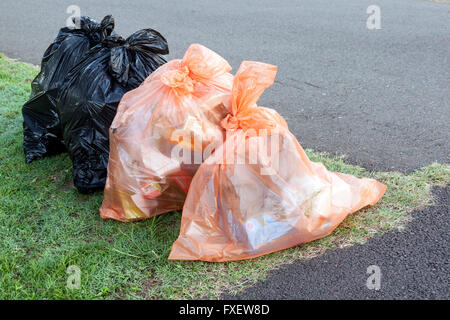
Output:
top-left (22, 15), bottom-right (115, 163)
top-left (56, 29), bottom-right (169, 194)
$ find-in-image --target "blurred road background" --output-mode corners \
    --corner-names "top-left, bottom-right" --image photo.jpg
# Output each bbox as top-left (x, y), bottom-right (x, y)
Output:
top-left (1, 0), bottom-right (449, 299)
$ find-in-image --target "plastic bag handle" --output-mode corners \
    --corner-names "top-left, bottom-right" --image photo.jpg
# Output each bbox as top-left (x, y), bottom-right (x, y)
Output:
top-left (98, 15), bottom-right (115, 37)
top-left (73, 15), bottom-right (115, 43)
top-left (231, 61), bottom-right (277, 115)
top-left (221, 61), bottom-right (278, 131)
top-left (109, 28), bottom-right (168, 86)
top-left (124, 28), bottom-right (169, 55)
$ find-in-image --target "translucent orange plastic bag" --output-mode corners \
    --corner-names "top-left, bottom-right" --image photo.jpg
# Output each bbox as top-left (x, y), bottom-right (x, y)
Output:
top-left (169, 61), bottom-right (387, 262)
top-left (100, 44), bottom-right (233, 221)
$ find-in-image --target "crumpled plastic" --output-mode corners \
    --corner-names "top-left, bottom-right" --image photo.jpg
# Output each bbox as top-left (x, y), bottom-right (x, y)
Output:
top-left (22, 15), bottom-right (115, 163)
top-left (100, 44), bottom-right (233, 221)
top-left (169, 61), bottom-right (387, 262)
top-left (57, 29), bottom-right (168, 194)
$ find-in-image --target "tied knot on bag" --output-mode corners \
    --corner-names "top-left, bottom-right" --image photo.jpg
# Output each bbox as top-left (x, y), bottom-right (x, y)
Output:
top-left (220, 110), bottom-right (277, 131)
top-left (109, 28), bottom-right (168, 88)
top-left (220, 113), bottom-right (240, 130)
top-left (219, 61), bottom-right (280, 132)
top-left (77, 15), bottom-right (114, 43)
top-left (160, 44), bottom-right (231, 95)
top-left (160, 65), bottom-right (196, 94)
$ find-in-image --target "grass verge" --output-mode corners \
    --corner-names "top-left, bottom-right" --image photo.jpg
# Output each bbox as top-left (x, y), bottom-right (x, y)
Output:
top-left (0, 53), bottom-right (448, 299)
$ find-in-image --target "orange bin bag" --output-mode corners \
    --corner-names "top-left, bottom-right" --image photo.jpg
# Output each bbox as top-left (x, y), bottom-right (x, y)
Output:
top-left (169, 61), bottom-right (387, 262)
top-left (100, 44), bottom-right (233, 222)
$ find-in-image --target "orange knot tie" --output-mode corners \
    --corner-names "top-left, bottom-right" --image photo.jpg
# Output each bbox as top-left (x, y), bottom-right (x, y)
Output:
top-left (160, 66), bottom-right (195, 94)
top-left (221, 113), bottom-right (241, 130)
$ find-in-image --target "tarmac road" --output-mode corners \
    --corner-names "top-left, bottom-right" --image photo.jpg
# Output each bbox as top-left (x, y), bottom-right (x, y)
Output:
top-left (1, 0), bottom-right (449, 299)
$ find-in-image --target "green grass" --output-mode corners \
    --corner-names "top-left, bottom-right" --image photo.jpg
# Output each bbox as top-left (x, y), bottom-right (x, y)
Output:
top-left (0, 53), bottom-right (449, 299)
